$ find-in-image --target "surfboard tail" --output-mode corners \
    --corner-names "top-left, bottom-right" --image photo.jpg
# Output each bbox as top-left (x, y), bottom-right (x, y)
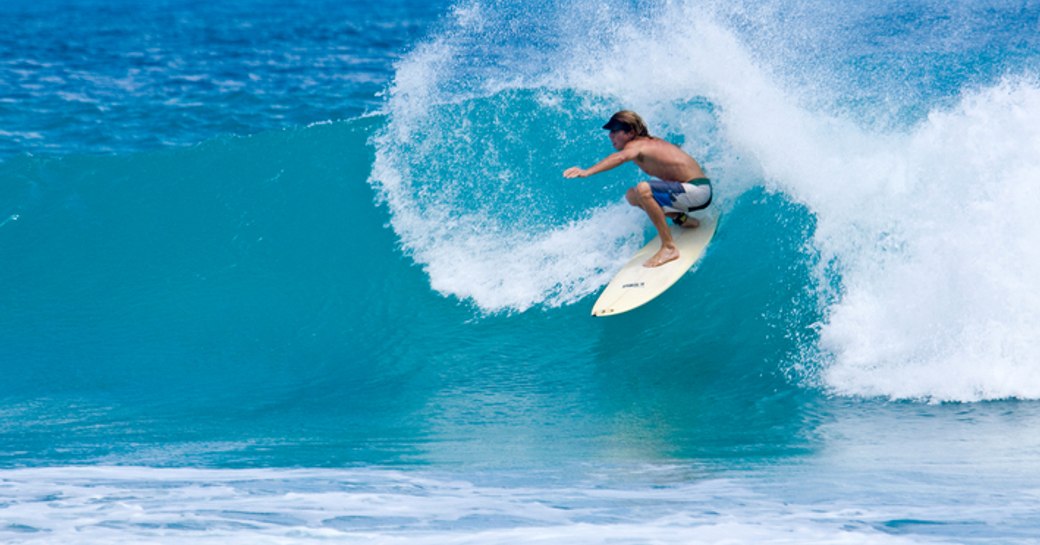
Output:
top-left (590, 215), bottom-right (718, 317)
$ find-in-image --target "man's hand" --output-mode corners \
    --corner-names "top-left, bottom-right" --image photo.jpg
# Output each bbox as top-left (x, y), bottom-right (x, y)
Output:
top-left (563, 167), bottom-right (587, 179)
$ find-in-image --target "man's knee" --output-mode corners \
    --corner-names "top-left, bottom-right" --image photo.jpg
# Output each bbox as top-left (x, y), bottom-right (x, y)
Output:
top-left (625, 186), bottom-right (641, 206)
top-left (626, 182), bottom-right (653, 207)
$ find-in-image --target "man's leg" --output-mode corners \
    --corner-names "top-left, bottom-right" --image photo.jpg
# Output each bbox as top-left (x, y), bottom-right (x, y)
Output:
top-left (625, 182), bottom-right (680, 267)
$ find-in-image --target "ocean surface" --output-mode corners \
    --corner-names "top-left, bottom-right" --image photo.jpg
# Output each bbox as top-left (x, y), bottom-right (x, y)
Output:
top-left (3, 0), bottom-right (1040, 543)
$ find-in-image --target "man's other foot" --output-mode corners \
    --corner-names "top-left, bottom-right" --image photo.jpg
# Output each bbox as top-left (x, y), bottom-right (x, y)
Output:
top-left (681, 216), bottom-right (700, 228)
top-left (670, 213), bottom-right (700, 228)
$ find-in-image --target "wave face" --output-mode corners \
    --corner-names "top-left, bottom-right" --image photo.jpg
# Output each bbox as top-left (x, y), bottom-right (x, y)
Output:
top-left (0, 118), bottom-right (815, 467)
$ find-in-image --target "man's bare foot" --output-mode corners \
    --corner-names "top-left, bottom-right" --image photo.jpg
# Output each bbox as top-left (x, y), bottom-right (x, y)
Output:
top-left (681, 216), bottom-right (700, 228)
top-left (644, 245), bottom-right (679, 267)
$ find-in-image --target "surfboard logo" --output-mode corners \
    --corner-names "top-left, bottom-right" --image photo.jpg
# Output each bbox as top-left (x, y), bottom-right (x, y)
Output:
top-left (622, 282), bottom-right (645, 288)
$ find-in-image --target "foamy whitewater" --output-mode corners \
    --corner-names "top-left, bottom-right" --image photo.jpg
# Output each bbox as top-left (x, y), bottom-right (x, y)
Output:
top-left (3, 0), bottom-right (1040, 543)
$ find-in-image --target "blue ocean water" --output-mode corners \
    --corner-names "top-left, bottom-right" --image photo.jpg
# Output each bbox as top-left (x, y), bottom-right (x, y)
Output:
top-left (3, 0), bottom-right (1040, 543)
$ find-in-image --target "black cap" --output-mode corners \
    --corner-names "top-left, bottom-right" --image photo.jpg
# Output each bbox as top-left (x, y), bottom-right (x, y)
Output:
top-left (603, 113), bottom-right (632, 132)
top-left (602, 118), bottom-right (630, 131)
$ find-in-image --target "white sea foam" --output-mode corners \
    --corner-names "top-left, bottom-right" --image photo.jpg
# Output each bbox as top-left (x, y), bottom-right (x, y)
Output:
top-left (615, 11), bottom-right (1040, 402)
top-left (0, 466), bottom-right (964, 545)
top-left (370, 130), bottom-right (645, 311)
top-left (369, 4), bottom-right (729, 314)
top-left (371, 7), bottom-right (649, 313)
top-left (815, 80), bottom-right (1040, 402)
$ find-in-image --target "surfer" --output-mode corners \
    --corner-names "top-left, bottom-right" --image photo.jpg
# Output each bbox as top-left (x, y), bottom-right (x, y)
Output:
top-left (563, 110), bottom-right (712, 267)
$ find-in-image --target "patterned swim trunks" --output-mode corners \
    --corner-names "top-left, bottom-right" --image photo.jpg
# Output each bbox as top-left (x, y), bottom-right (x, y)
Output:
top-left (646, 177), bottom-right (712, 214)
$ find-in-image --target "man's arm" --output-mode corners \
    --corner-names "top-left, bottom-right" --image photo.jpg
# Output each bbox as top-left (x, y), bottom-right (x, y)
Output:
top-left (563, 147), bottom-right (639, 179)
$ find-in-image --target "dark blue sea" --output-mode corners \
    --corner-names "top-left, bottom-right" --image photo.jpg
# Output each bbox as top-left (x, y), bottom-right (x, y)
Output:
top-left (3, 0), bottom-right (1040, 543)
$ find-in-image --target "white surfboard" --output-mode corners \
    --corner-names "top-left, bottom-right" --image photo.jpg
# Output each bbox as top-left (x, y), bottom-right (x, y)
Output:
top-left (591, 213), bottom-right (718, 317)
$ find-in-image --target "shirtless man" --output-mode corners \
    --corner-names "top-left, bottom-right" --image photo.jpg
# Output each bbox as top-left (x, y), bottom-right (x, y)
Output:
top-left (563, 110), bottom-right (713, 267)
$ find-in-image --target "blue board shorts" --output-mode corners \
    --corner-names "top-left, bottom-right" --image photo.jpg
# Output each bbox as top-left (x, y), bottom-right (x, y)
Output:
top-left (647, 177), bottom-right (713, 214)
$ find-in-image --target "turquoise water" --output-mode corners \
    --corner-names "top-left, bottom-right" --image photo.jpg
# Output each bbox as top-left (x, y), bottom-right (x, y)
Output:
top-left (3, 0), bottom-right (1040, 543)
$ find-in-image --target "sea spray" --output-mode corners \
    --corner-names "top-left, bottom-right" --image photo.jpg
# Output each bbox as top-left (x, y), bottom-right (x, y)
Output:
top-left (373, 0), bottom-right (1040, 401)
top-left (818, 79), bottom-right (1040, 402)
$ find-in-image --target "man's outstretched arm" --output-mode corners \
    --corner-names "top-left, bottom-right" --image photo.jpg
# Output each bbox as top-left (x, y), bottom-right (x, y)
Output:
top-left (563, 148), bottom-right (638, 178)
